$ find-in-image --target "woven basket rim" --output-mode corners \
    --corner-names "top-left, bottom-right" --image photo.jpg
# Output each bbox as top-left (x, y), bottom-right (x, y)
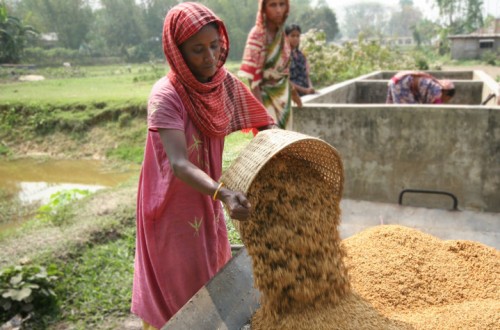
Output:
top-left (221, 129), bottom-right (344, 197)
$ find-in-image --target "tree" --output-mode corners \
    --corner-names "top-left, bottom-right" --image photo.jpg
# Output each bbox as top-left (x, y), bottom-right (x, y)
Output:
top-left (463, 0), bottom-right (483, 33)
top-left (202, 0), bottom-right (258, 60)
top-left (289, 1), bottom-right (339, 41)
top-left (139, 0), bottom-right (178, 42)
top-left (431, 0), bottom-right (484, 54)
top-left (388, 0), bottom-right (423, 37)
top-left (94, 0), bottom-right (146, 57)
top-left (15, 0), bottom-right (93, 49)
top-left (136, 0), bottom-right (179, 60)
top-left (342, 2), bottom-right (389, 39)
top-left (412, 18), bottom-right (441, 46)
top-left (434, 0), bottom-right (484, 34)
top-left (0, 2), bottom-right (37, 63)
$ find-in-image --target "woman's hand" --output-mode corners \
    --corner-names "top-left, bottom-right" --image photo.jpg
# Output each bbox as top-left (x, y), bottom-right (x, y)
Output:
top-left (306, 87), bottom-right (315, 95)
top-left (291, 87), bottom-right (303, 107)
top-left (217, 188), bottom-right (252, 221)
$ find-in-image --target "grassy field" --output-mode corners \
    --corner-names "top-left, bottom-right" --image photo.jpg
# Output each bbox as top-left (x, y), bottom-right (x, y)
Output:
top-left (0, 61), bottom-right (242, 103)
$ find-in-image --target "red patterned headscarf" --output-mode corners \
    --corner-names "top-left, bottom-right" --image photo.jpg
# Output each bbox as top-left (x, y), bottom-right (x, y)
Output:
top-left (163, 2), bottom-right (274, 137)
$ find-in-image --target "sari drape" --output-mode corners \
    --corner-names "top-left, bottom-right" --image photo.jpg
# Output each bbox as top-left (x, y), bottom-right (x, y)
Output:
top-left (238, 0), bottom-right (293, 129)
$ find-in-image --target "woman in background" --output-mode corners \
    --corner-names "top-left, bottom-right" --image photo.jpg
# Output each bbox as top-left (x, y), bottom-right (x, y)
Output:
top-left (386, 71), bottom-right (455, 104)
top-left (239, 0), bottom-right (300, 129)
top-left (286, 24), bottom-right (315, 96)
top-left (131, 3), bottom-right (274, 329)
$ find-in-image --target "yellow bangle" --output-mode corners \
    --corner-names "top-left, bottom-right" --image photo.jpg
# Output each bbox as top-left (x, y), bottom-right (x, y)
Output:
top-left (212, 182), bottom-right (224, 201)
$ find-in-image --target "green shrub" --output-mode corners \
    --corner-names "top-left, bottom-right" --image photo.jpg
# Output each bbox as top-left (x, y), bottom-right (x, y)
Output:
top-left (0, 263), bottom-right (60, 324)
top-left (416, 57), bottom-right (429, 70)
top-left (481, 50), bottom-right (498, 66)
top-left (301, 30), bottom-right (417, 88)
top-left (118, 113), bottom-right (132, 127)
top-left (36, 189), bottom-right (90, 226)
top-left (0, 144), bottom-right (10, 156)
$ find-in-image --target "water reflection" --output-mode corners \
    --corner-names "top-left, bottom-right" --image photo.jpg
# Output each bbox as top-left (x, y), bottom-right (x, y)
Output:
top-left (0, 158), bottom-right (139, 205)
top-left (19, 182), bottom-right (105, 204)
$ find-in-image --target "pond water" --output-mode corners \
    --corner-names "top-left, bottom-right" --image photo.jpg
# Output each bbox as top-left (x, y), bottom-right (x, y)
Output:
top-left (0, 158), bottom-right (139, 230)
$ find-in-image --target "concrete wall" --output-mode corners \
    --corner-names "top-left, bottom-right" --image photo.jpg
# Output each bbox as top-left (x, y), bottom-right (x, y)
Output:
top-left (368, 71), bottom-right (474, 80)
top-left (293, 104), bottom-right (500, 212)
top-left (303, 70), bottom-right (499, 106)
top-left (473, 70), bottom-right (500, 106)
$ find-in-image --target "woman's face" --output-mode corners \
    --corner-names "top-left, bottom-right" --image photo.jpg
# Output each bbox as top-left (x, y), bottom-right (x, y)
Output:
top-left (179, 23), bottom-right (221, 83)
top-left (264, 0), bottom-right (287, 27)
top-left (288, 29), bottom-right (300, 49)
top-left (441, 92), bottom-right (453, 104)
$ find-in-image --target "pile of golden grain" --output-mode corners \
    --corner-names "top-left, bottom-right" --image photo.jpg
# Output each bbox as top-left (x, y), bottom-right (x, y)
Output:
top-left (240, 156), bottom-right (499, 329)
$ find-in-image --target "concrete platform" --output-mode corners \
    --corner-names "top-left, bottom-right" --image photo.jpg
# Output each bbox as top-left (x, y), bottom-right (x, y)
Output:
top-left (340, 199), bottom-right (500, 249)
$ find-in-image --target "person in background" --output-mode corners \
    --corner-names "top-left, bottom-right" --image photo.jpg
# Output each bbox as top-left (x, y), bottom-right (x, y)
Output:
top-left (131, 3), bottom-right (275, 329)
top-left (386, 71), bottom-right (455, 104)
top-left (238, 0), bottom-right (301, 130)
top-left (285, 24), bottom-right (315, 96)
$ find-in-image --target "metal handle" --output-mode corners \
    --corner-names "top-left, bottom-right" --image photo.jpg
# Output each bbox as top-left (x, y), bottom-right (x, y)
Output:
top-left (398, 189), bottom-right (459, 211)
top-left (481, 93), bottom-right (495, 105)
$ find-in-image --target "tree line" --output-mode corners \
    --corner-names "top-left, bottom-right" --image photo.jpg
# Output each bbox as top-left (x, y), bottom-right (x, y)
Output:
top-left (1, 0), bottom-right (338, 64)
top-left (1, 0), bottom-right (491, 64)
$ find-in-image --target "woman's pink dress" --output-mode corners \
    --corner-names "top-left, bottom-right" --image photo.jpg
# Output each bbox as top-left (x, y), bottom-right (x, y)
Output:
top-left (131, 77), bottom-right (232, 329)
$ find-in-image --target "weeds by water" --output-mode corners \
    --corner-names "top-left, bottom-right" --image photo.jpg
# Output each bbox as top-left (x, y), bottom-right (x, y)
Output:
top-left (36, 189), bottom-right (91, 227)
top-left (0, 190), bottom-right (39, 229)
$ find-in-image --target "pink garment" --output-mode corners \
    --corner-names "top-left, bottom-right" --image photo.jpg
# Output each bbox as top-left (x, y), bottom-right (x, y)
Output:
top-left (131, 77), bottom-right (232, 329)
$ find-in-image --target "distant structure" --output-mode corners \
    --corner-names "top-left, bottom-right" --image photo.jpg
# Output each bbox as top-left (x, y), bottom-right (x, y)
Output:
top-left (448, 19), bottom-right (500, 60)
top-left (39, 32), bottom-right (58, 49)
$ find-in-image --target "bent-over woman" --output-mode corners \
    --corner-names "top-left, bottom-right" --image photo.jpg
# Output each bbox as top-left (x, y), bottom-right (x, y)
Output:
top-left (386, 71), bottom-right (455, 104)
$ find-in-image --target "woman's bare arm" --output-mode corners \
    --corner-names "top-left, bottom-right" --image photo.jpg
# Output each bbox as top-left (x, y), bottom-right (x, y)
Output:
top-left (159, 128), bottom-right (251, 220)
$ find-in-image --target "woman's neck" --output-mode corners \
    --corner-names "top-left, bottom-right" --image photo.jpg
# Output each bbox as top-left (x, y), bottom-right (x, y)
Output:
top-left (266, 24), bottom-right (279, 42)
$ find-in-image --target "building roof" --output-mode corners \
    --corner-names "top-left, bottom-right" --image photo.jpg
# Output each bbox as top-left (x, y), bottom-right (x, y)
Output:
top-left (448, 34), bottom-right (500, 39)
top-left (448, 18), bottom-right (500, 39)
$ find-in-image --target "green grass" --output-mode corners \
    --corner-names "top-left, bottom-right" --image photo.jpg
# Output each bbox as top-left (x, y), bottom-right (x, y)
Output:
top-left (0, 73), bottom-right (156, 103)
top-left (55, 226), bottom-right (135, 328)
top-left (0, 61), bottom-right (242, 104)
top-left (223, 130), bottom-right (253, 171)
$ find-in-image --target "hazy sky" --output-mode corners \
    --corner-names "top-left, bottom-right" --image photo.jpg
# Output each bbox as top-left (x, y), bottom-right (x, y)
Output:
top-left (325, 0), bottom-right (500, 23)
